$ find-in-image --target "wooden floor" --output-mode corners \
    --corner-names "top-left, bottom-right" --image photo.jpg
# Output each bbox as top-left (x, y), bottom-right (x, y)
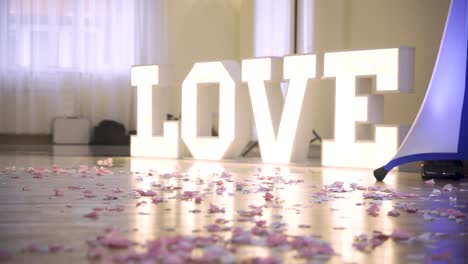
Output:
top-left (0, 146), bottom-right (467, 263)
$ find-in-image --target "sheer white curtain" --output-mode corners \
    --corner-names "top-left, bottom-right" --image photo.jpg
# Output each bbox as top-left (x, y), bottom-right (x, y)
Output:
top-left (253, 0), bottom-right (294, 57)
top-left (0, 0), bottom-right (167, 134)
top-left (253, 0), bottom-right (315, 56)
top-left (297, 0), bottom-right (315, 53)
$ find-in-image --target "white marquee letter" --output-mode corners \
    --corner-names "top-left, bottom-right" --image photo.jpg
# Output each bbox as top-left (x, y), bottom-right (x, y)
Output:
top-left (131, 65), bottom-right (187, 158)
top-left (181, 61), bottom-right (251, 160)
top-left (242, 55), bottom-right (316, 164)
top-left (322, 48), bottom-right (414, 168)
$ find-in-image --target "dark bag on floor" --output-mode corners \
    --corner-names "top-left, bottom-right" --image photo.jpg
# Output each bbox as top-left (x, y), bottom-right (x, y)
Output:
top-left (90, 120), bottom-right (129, 145)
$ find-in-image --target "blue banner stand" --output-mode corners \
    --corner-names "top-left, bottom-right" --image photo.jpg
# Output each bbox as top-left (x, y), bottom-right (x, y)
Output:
top-left (374, 0), bottom-right (468, 181)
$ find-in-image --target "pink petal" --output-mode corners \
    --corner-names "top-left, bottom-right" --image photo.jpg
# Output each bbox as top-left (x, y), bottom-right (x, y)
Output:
top-left (431, 250), bottom-right (452, 261)
top-left (209, 204), bottom-right (225, 214)
top-left (215, 218), bottom-right (229, 225)
top-left (370, 237), bottom-right (385, 248)
top-left (442, 184), bottom-right (454, 192)
top-left (105, 158), bottom-right (113, 167)
top-left (391, 229), bottom-right (411, 241)
top-left (232, 228), bottom-right (252, 244)
top-left (0, 249), bottom-right (12, 259)
top-left (264, 192), bottom-right (274, 201)
top-left (352, 241), bottom-right (368, 251)
top-left (54, 188), bottom-right (64, 197)
top-left (112, 187), bottom-right (124, 193)
top-left (181, 191), bottom-right (196, 200)
top-left (405, 206), bottom-right (418, 213)
top-left (107, 205), bottom-right (125, 212)
top-left (366, 204), bottom-right (380, 217)
top-left (237, 208), bottom-right (263, 218)
top-left (136, 200), bottom-right (147, 207)
top-left (434, 208), bottom-right (466, 218)
top-left (96, 158), bottom-right (113, 167)
top-left (216, 187), bottom-right (226, 195)
top-left (205, 224), bottom-right (221, 232)
top-left (251, 226), bottom-right (268, 236)
top-left (425, 179), bottom-right (435, 185)
top-left (152, 195), bottom-right (164, 204)
top-left (86, 247), bottom-right (102, 260)
top-left (266, 233), bottom-right (287, 247)
top-left (84, 211), bottom-right (98, 219)
top-left (137, 189), bottom-right (157, 197)
top-left (195, 197), bottom-right (203, 204)
top-left (48, 244), bottom-right (64, 253)
top-left (368, 185), bottom-right (382, 191)
top-left (329, 181), bottom-right (344, 188)
top-left (100, 231), bottom-right (133, 249)
top-left (23, 243), bottom-right (50, 253)
top-left (244, 256), bottom-right (281, 264)
top-left (387, 210), bottom-right (400, 217)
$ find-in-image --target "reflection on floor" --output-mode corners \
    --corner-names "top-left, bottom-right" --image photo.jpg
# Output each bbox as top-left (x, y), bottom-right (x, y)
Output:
top-left (0, 145), bottom-right (467, 263)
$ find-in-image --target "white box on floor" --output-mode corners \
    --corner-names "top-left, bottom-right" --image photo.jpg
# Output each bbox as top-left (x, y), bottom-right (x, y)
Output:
top-left (53, 117), bottom-right (91, 144)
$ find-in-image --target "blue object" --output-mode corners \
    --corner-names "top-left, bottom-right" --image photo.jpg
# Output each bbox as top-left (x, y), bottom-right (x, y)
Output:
top-left (374, 0), bottom-right (468, 180)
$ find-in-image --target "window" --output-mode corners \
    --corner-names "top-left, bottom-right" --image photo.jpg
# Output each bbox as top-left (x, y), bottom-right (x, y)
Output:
top-left (0, 0), bottom-right (166, 134)
top-left (4, 0), bottom-right (140, 73)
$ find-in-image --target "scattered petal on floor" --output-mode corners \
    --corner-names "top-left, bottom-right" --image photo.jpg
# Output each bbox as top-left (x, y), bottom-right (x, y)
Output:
top-left (387, 209), bottom-right (400, 217)
top-left (391, 229), bottom-right (411, 241)
top-left (209, 204), bottom-right (225, 214)
top-left (367, 204), bottom-right (380, 217)
top-left (0, 249), bottom-right (12, 259)
top-left (97, 158), bottom-right (113, 167)
top-left (442, 184), bottom-right (455, 192)
top-left (53, 188), bottom-right (64, 197)
top-left (2, 161), bottom-right (468, 263)
top-left (86, 247), bottom-right (102, 260)
top-left (97, 230), bottom-right (133, 249)
top-left (84, 211), bottom-right (98, 219)
top-left (264, 192), bottom-right (274, 201)
top-left (431, 250), bottom-right (452, 261)
top-left (424, 179), bottom-right (435, 185)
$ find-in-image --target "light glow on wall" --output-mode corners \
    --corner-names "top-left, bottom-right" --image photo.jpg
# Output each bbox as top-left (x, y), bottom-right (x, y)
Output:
top-left (131, 65), bottom-right (187, 158)
top-left (181, 61), bottom-right (251, 160)
top-left (242, 55), bottom-right (316, 163)
top-left (322, 48), bottom-right (414, 168)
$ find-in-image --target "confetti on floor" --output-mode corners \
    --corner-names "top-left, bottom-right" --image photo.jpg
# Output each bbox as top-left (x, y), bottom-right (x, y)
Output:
top-left (0, 156), bottom-right (467, 263)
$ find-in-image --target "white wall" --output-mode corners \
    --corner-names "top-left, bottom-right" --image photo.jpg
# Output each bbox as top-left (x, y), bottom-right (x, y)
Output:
top-left (350, 0), bottom-right (450, 125)
top-left (167, 0), bottom-right (252, 117)
top-left (239, 1), bottom-right (254, 60)
top-left (313, 0), bottom-right (450, 139)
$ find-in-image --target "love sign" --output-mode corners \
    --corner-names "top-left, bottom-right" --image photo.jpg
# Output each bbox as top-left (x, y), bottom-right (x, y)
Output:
top-left (131, 47), bottom-right (414, 168)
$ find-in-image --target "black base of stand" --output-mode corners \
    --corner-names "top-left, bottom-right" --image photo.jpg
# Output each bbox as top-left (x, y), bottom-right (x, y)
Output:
top-left (374, 166), bottom-right (388, 181)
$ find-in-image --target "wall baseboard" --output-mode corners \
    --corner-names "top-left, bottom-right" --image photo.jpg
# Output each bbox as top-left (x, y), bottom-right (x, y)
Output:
top-left (0, 134), bottom-right (52, 145)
